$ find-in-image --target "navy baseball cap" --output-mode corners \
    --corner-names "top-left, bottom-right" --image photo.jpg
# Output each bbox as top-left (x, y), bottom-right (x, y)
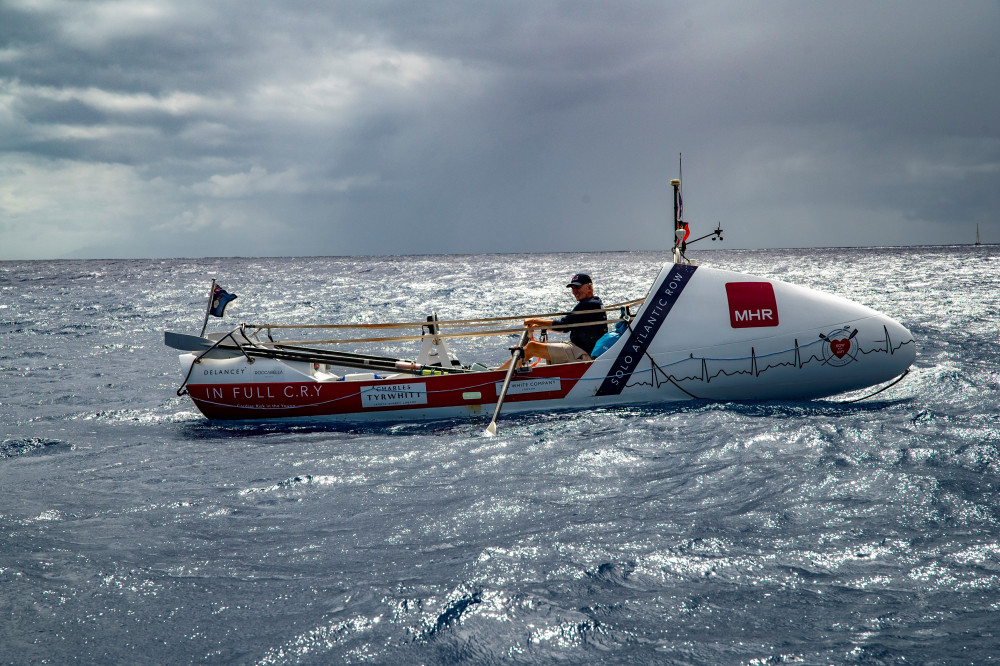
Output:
top-left (566, 273), bottom-right (592, 287)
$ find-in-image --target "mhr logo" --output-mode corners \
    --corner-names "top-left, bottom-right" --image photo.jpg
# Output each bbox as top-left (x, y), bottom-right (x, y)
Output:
top-left (725, 282), bottom-right (779, 328)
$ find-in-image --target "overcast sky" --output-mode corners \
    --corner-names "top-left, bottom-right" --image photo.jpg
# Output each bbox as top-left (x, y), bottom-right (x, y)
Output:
top-left (1, 1), bottom-right (997, 260)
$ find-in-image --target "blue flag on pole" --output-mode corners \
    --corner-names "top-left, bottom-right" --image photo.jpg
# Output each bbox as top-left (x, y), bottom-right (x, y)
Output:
top-left (209, 284), bottom-right (237, 317)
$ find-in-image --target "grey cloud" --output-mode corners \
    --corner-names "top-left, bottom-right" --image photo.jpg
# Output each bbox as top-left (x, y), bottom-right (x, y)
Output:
top-left (0, 0), bottom-right (997, 259)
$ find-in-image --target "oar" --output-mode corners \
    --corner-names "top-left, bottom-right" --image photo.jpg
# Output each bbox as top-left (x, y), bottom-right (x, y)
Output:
top-left (484, 329), bottom-right (530, 436)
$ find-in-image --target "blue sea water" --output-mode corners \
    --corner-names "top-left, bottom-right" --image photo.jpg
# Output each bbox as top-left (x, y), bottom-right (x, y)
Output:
top-left (1, 246), bottom-right (998, 664)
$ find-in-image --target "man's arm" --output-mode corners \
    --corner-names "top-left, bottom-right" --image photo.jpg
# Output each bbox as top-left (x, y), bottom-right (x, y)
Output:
top-left (524, 317), bottom-right (555, 329)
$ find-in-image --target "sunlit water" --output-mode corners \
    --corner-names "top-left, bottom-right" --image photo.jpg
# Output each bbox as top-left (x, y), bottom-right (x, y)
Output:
top-left (2, 247), bottom-right (998, 664)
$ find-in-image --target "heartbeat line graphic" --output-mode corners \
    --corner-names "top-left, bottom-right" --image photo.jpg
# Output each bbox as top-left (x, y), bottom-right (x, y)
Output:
top-left (621, 325), bottom-right (915, 391)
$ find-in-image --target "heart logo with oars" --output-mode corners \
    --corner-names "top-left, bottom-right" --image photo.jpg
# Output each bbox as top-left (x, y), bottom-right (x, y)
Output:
top-left (819, 328), bottom-right (859, 366)
top-left (829, 338), bottom-right (851, 359)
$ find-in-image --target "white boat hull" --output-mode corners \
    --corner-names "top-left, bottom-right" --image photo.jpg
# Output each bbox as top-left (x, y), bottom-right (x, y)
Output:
top-left (574, 263), bottom-right (915, 403)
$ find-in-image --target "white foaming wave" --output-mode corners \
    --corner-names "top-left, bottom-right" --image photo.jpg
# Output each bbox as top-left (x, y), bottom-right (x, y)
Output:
top-left (238, 474), bottom-right (353, 496)
top-left (255, 613), bottom-right (382, 666)
top-left (73, 408), bottom-right (203, 424)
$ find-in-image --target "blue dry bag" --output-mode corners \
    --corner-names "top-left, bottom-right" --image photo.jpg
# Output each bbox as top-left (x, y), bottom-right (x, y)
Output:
top-left (590, 321), bottom-right (628, 358)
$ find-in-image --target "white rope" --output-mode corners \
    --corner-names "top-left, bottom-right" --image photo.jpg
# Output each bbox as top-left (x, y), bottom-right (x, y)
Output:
top-left (244, 297), bottom-right (645, 333)
top-left (256, 319), bottom-right (617, 346)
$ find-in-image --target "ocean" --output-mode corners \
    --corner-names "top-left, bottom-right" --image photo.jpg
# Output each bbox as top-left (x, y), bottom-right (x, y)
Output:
top-left (1, 246), bottom-right (998, 664)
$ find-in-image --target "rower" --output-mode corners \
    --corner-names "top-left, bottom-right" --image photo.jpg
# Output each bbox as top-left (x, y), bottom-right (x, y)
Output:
top-left (496, 272), bottom-right (608, 370)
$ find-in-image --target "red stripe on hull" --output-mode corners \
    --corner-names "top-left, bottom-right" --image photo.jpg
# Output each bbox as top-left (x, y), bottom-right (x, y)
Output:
top-left (187, 363), bottom-right (591, 420)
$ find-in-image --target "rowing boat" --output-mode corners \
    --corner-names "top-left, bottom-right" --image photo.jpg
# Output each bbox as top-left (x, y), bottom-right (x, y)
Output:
top-left (165, 179), bottom-right (915, 429)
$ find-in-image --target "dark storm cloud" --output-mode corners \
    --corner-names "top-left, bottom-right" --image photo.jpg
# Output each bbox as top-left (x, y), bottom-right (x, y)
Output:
top-left (0, 0), bottom-right (997, 259)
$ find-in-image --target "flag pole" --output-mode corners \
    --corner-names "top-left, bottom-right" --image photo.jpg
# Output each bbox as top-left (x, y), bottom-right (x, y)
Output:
top-left (199, 279), bottom-right (216, 337)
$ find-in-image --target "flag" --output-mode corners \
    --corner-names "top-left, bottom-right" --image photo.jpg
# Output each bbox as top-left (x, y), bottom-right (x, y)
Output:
top-left (209, 284), bottom-right (237, 317)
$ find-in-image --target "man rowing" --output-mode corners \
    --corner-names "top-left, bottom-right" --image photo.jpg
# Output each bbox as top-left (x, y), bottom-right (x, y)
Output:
top-left (497, 272), bottom-right (608, 369)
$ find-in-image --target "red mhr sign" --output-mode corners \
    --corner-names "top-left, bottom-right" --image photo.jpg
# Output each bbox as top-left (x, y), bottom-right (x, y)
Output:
top-left (725, 282), bottom-right (779, 328)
